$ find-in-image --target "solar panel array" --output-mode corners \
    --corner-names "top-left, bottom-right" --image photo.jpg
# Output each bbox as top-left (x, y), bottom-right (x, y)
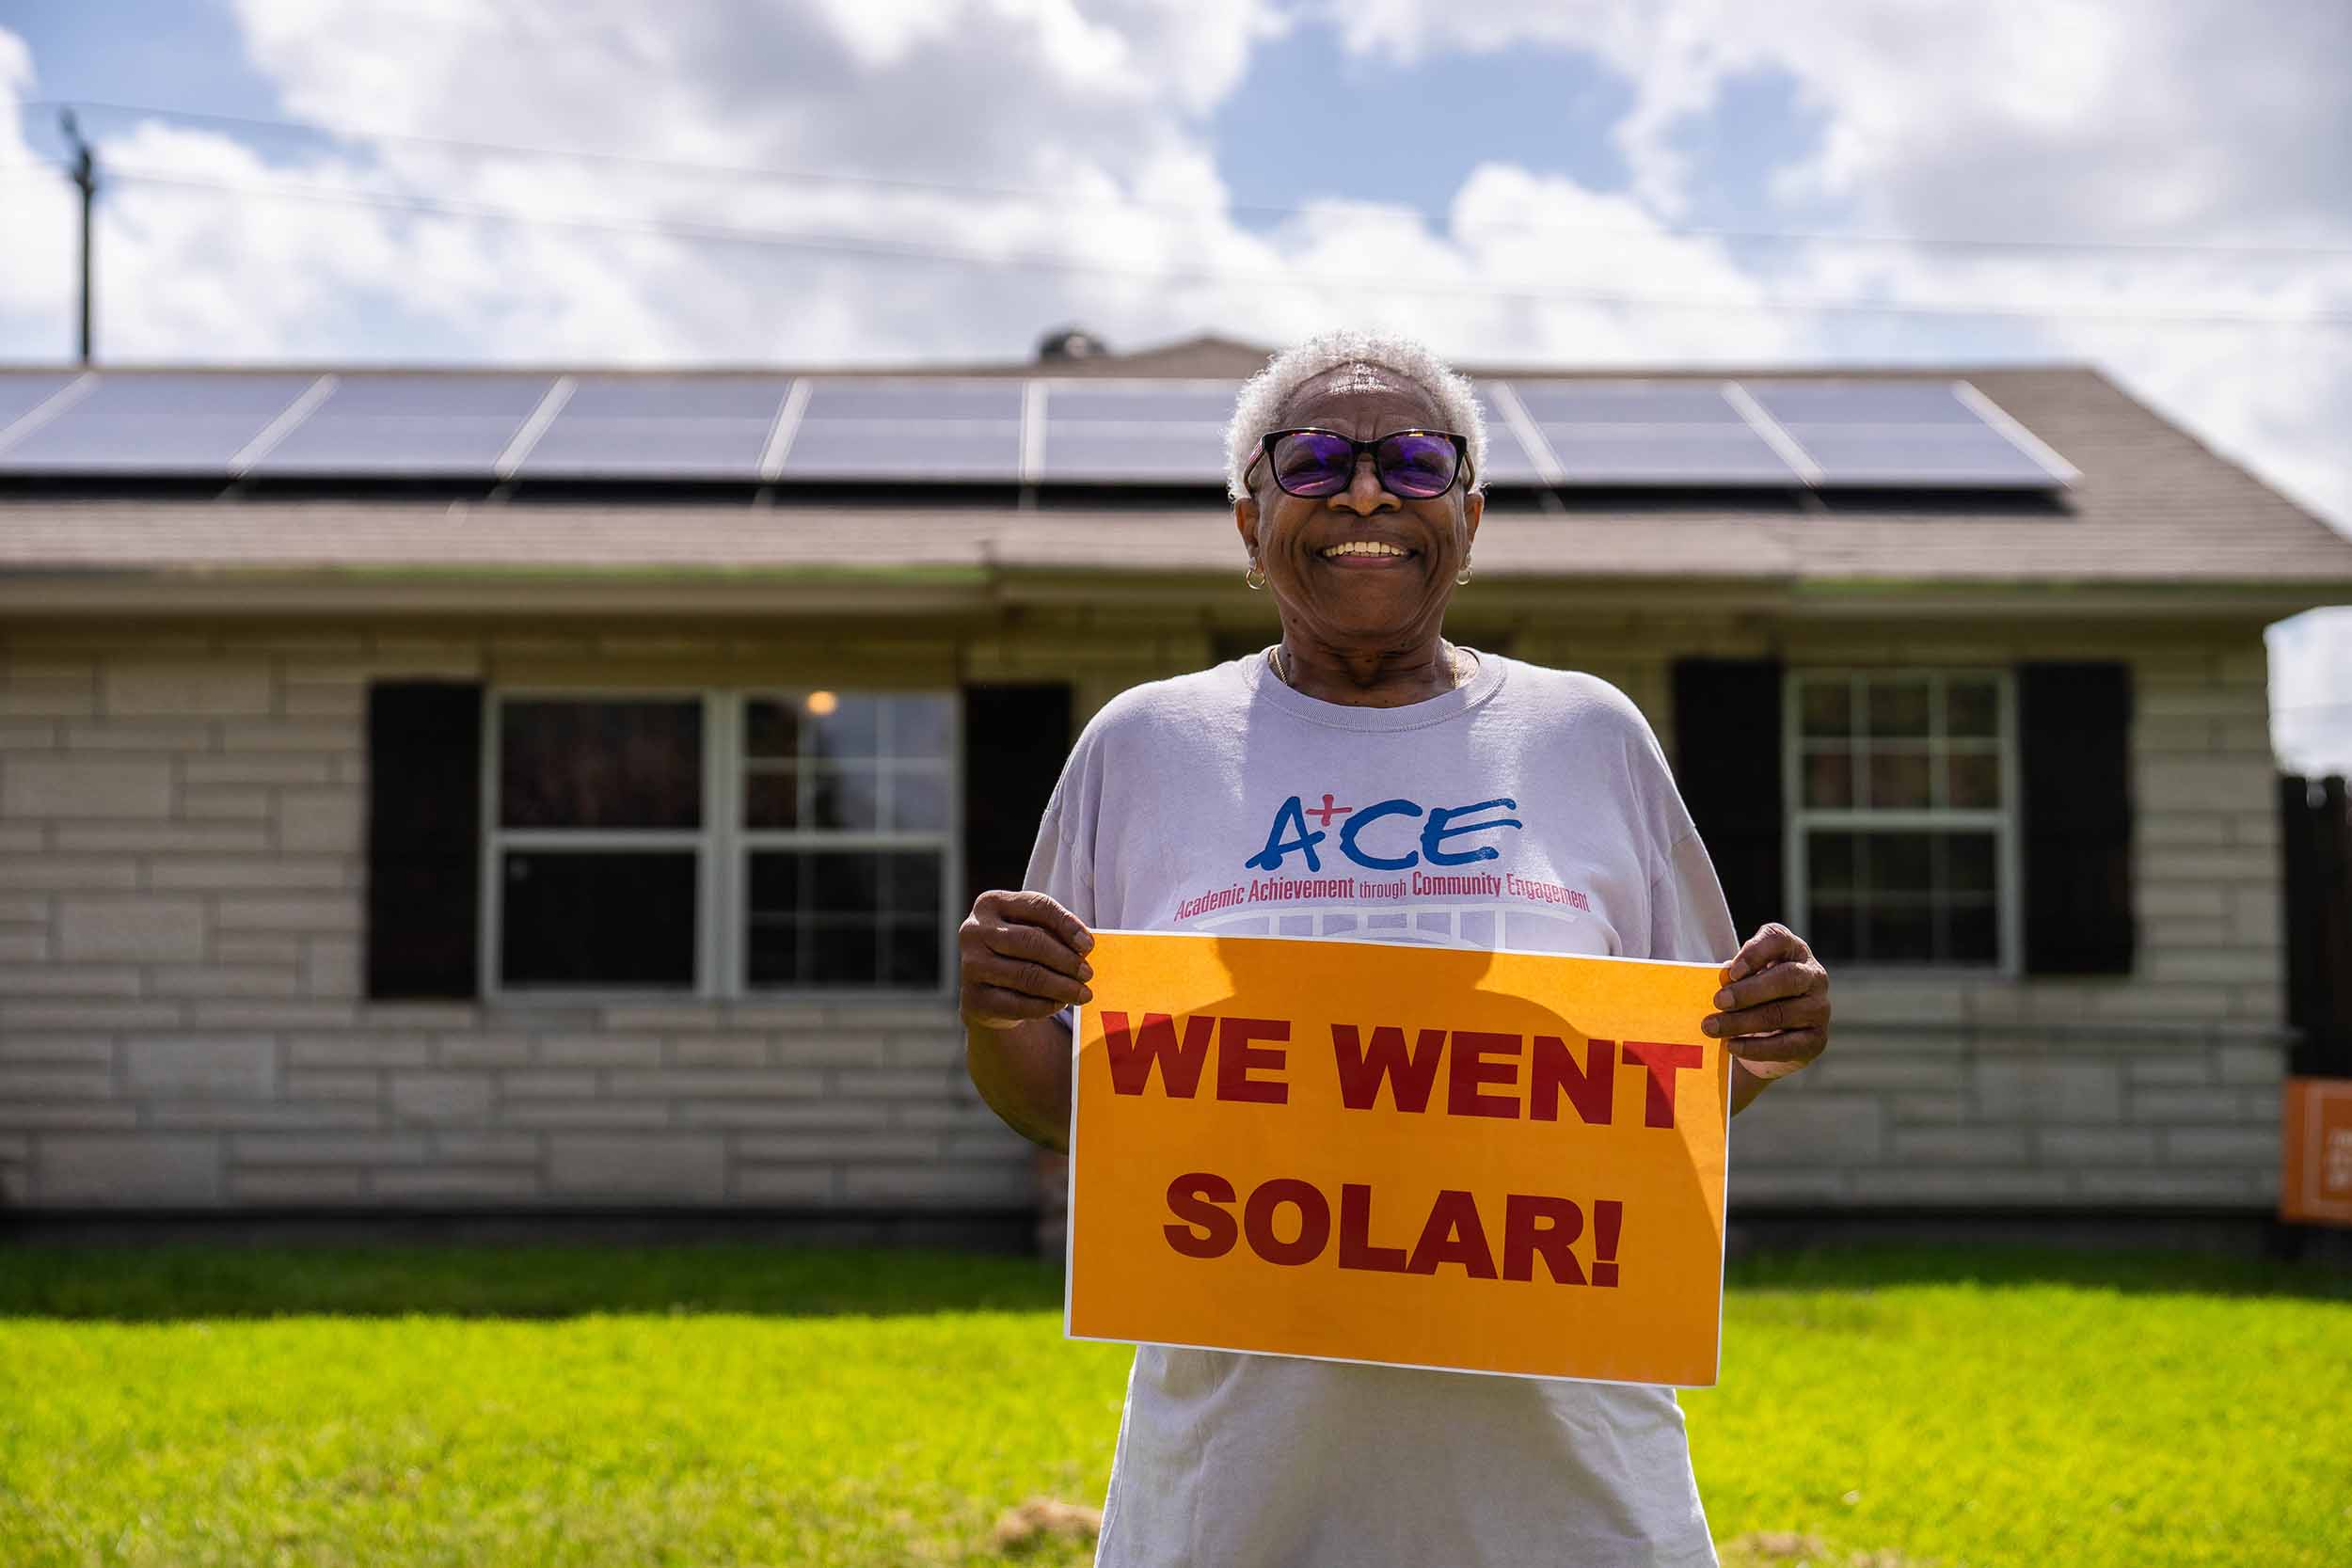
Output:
top-left (0, 370), bottom-right (2076, 490)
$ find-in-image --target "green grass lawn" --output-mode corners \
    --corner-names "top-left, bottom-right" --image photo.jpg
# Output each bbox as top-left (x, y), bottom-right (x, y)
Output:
top-left (1, 1243), bottom-right (2345, 1567)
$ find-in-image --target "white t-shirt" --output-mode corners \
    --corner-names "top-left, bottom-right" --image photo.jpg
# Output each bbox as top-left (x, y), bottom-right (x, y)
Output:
top-left (1023, 644), bottom-right (1737, 1568)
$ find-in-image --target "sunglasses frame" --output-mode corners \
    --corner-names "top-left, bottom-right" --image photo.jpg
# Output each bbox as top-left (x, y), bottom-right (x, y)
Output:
top-left (1244, 426), bottom-right (1474, 499)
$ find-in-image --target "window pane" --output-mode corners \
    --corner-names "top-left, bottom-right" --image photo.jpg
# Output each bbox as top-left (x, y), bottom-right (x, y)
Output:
top-left (1947, 902), bottom-right (1999, 963)
top-left (807, 694), bottom-right (882, 759)
top-left (888, 694), bottom-right (954, 760)
top-left (1799, 680), bottom-right (1851, 738)
top-left (1947, 679), bottom-right (1999, 738)
top-left (1866, 832), bottom-right (1932, 895)
top-left (747, 850), bottom-right (944, 990)
top-left (1803, 747), bottom-right (1853, 808)
top-left (501, 849), bottom-right (695, 989)
top-left (745, 915), bottom-right (805, 987)
top-left (743, 699), bottom-right (801, 762)
top-left (883, 917), bottom-right (943, 986)
top-left (1866, 679), bottom-right (1931, 738)
top-left (809, 765), bottom-right (881, 831)
top-left (1945, 832), bottom-right (1997, 894)
top-left (811, 917), bottom-right (881, 985)
top-left (807, 850), bottom-right (882, 915)
top-left (1808, 900), bottom-right (1857, 963)
top-left (1806, 832), bottom-right (1858, 895)
top-left (1867, 749), bottom-right (1932, 809)
top-left (743, 768), bottom-right (799, 829)
top-left (1866, 904), bottom-right (1934, 962)
top-left (501, 699), bottom-right (701, 829)
top-left (1946, 751), bottom-right (2001, 809)
top-left (889, 768), bottom-right (950, 831)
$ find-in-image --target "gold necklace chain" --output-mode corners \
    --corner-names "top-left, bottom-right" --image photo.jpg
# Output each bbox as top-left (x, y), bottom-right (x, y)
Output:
top-left (1273, 641), bottom-right (1473, 691)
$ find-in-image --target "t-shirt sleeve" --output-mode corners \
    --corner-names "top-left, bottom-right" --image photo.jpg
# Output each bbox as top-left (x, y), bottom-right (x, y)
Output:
top-left (1019, 740), bottom-right (1099, 1037)
top-left (1649, 829), bottom-right (1740, 966)
top-left (1019, 740), bottom-right (1097, 926)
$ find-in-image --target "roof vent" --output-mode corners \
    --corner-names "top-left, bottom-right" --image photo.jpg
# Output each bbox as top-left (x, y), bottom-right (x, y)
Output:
top-left (1037, 325), bottom-right (1109, 362)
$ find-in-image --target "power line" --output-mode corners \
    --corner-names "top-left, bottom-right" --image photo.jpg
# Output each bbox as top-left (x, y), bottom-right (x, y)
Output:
top-left (27, 94), bottom-right (2352, 264)
top-left (96, 164), bottom-right (2352, 331)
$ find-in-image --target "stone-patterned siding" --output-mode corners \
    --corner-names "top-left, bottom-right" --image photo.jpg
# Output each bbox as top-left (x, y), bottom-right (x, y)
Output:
top-left (0, 617), bottom-right (2290, 1212)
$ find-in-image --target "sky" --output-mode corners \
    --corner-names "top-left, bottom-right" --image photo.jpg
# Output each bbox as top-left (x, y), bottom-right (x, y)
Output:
top-left (1, 0), bottom-right (2346, 768)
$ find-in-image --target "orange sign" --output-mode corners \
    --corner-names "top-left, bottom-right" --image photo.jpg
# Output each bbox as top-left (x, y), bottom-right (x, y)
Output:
top-left (1064, 928), bottom-right (1733, 1386)
top-left (2282, 1077), bottom-right (2352, 1226)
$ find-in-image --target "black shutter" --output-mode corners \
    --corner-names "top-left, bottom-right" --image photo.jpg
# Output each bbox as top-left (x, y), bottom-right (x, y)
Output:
top-left (2018, 661), bottom-right (2135, 974)
top-left (2280, 775), bottom-right (2351, 1076)
top-left (1670, 658), bottom-right (1785, 940)
top-left (366, 681), bottom-right (484, 999)
top-left (961, 683), bottom-right (1074, 913)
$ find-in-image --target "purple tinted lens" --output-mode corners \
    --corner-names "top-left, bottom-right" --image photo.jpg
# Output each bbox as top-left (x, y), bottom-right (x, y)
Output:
top-left (1379, 434), bottom-right (1456, 498)
top-left (1270, 432), bottom-right (1354, 495)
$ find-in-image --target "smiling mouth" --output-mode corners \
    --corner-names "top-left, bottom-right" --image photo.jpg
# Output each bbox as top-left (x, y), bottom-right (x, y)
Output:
top-left (1317, 541), bottom-right (1415, 561)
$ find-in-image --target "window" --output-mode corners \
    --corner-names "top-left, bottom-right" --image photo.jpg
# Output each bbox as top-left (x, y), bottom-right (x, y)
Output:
top-left (1785, 670), bottom-right (2016, 969)
top-left (485, 689), bottom-right (957, 997)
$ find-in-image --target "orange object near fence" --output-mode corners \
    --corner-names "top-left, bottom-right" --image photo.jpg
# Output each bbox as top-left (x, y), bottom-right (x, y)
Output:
top-left (2280, 1077), bottom-right (2352, 1227)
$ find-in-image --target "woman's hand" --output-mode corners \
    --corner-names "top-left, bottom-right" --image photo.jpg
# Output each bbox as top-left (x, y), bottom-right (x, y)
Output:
top-left (1703, 922), bottom-right (1830, 1086)
top-left (959, 890), bottom-right (1096, 1030)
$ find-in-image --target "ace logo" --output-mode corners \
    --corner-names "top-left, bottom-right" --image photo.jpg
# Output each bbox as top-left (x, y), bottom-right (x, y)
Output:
top-left (1247, 792), bottom-right (1524, 874)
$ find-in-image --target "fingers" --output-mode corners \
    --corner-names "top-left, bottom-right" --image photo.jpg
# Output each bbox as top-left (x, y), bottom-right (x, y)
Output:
top-left (962, 983), bottom-right (1078, 1029)
top-left (979, 890), bottom-right (1094, 955)
top-left (1711, 958), bottom-right (1824, 1016)
top-left (1724, 1031), bottom-right (1824, 1077)
top-left (961, 890), bottom-right (1097, 1026)
top-left (983, 917), bottom-right (1093, 985)
top-left (1718, 921), bottom-right (1812, 987)
top-left (1704, 989), bottom-right (1827, 1038)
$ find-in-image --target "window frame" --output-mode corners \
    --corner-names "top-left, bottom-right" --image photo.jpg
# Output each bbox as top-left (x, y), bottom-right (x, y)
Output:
top-left (479, 686), bottom-right (961, 1005)
top-left (1780, 666), bottom-right (2022, 977)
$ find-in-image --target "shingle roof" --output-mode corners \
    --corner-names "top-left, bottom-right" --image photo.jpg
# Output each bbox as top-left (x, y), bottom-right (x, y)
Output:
top-left (1, 343), bottom-right (2347, 600)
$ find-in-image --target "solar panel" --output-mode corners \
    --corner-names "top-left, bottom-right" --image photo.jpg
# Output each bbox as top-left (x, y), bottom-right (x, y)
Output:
top-left (1500, 378), bottom-right (1806, 486)
top-left (1032, 382), bottom-right (1232, 484)
top-left (1510, 382), bottom-right (1744, 424)
top-left (1740, 379), bottom-right (2071, 487)
top-left (561, 375), bottom-right (794, 420)
top-left (313, 374), bottom-right (553, 418)
top-left (519, 375), bottom-right (792, 479)
top-left (3, 372), bottom-right (316, 473)
top-left (0, 370), bottom-right (2072, 491)
top-left (0, 372), bottom-right (81, 439)
top-left (525, 420), bottom-right (779, 479)
top-left (1039, 425), bottom-right (1226, 483)
top-left (776, 420), bottom-right (1024, 482)
top-left (1743, 380), bottom-right (1977, 425)
top-left (797, 379), bottom-right (1024, 420)
top-left (1470, 396), bottom-right (1547, 486)
top-left (1541, 425), bottom-right (1802, 484)
top-left (769, 378), bottom-right (1025, 482)
top-left (1046, 384), bottom-right (1236, 423)
top-left (257, 374), bottom-right (556, 476)
top-left (1777, 422), bottom-right (2062, 486)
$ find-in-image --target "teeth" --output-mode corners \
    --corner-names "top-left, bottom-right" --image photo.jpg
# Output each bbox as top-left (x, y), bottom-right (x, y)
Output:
top-left (1320, 541), bottom-right (1407, 558)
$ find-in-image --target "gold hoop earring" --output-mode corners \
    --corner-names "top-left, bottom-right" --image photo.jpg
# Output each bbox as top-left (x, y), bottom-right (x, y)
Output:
top-left (1455, 558), bottom-right (1474, 586)
top-left (1245, 560), bottom-right (1266, 590)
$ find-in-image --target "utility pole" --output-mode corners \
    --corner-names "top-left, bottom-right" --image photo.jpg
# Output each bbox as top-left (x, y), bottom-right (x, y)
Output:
top-left (59, 110), bottom-right (96, 366)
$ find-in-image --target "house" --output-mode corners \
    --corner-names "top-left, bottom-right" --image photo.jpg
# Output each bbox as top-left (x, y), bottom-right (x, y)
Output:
top-left (2, 336), bottom-right (2347, 1241)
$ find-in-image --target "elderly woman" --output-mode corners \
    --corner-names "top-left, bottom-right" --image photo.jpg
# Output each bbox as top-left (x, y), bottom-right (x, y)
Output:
top-left (961, 329), bottom-right (1831, 1568)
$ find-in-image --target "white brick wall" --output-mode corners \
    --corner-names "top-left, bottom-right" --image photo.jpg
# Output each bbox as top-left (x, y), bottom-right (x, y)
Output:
top-left (0, 620), bottom-right (2298, 1215)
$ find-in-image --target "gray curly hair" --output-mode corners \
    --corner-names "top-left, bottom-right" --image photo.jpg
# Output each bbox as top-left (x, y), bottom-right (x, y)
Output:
top-left (1224, 328), bottom-right (1487, 502)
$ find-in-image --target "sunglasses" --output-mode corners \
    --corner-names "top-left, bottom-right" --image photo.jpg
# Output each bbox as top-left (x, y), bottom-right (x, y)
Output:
top-left (1245, 427), bottom-right (1471, 500)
